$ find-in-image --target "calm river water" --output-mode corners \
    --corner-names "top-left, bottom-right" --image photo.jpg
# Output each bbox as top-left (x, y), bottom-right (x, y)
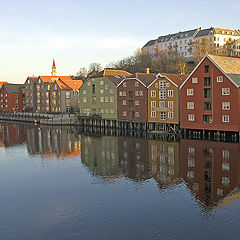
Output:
top-left (0, 122), bottom-right (239, 240)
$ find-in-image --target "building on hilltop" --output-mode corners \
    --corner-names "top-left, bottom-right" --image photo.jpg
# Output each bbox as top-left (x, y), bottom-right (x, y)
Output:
top-left (24, 60), bottom-right (83, 113)
top-left (0, 83), bottom-right (24, 112)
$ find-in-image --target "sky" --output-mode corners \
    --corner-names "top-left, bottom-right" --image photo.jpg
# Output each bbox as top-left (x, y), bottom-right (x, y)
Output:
top-left (0, 0), bottom-right (239, 83)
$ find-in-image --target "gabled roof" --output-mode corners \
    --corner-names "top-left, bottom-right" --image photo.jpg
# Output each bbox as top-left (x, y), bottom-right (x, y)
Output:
top-left (0, 81), bottom-right (8, 87)
top-left (214, 28), bottom-right (240, 36)
top-left (157, 33), bottom-right (178, 43)
top-left (39, 76), bottom-right (73, 83)
top-left (56, 78), bottom-right (83, 90)
top-left (3, 84), bottom-right (24, 93)
top-left (105, 75), bottom-right (127, 86)
top-left (103, 68), bottom-right (132, 77)
top-left (174, 28), bottom-right (199, 40)
top-left (195, 27), bottom-right (214, 38)
top-left (125, 73), bottom-right (157, 87)
top-left (180, 54), bottom-right (240, 89)
top-left (161, 73), bottom-right (187, 86)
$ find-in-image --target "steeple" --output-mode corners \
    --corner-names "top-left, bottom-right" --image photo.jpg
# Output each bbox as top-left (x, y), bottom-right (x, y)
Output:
top-left (51, 59), bottom-right (57, 76)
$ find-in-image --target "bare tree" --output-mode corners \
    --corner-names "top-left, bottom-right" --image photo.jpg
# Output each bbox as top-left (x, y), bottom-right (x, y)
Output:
top-left (88, 63), bottom-right (102, 73)
top-left (76, 67), bottom-right (88, 77)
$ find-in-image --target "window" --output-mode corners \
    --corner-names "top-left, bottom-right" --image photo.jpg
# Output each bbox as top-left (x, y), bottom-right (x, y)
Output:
top-left (119, 91), bottom-right (122, 96)
top-left (100, 89), bottom-right (104, 94)
top-left (204, 102), bottom-right (211, 110)
top-left (188, 114), bottom-right (195, 121)
top-left (204, 77), bottom-right (211, 86)
top-left (222, 150), bottom-right (229, 160)
top-left (83, 90), bottom-right (87, 95)
top-left (151, 101), bottom-right (156, 107)
top-left (168, 90), bottom-right (173, 97)
top-left (159, 101), bottom-right (165, 108)
top-left (83, 97), bottom-right (87, 103)
top-left (123, 91), bottom-right (126, 96)
top-left (15, 105), bottom-right (18, 109)
top-left (187, 89), bottom-right (193, 96)
top-left (123, 100), bottom-right (127, 105)
top-left (139, 91), bottom-right (143, 96)
top-left (204, 89), bottom-right (211, 98)
top-left (135, 100), bottom-right (139, 105)
top-left (100, 97), bottom-right (104, 102)
top-left (123, 111), bottom-right (127, 116)
top-left (168, 101), bottom-right (173, 108)
top-left (110, 109), bottom-right (114, 114)
top-left (155, 83), bottom-right (158, 88)
top-left (135, 112), bottom-right (140, 117)
top-left (66, 92), bottom-right (70, 98)
top-left (159, 91), bottom-right (166, 99)
top-left (217, 76), bottom-right (223, 82)
top-left (168, 112), bottom-right (173, 118)
top-left (159, 81), bottom-right (166, 89)
top-left (160, 112), bottom-right (166, 120)
top-left (222, 88), bottom-right (230, 95)
top-left (151, 90), bottom-right (156, 97)
top-left (192, 77), bottom-right (198, 83)
top-left (14, 99), bottom-right (18, 103)
top-left (92, 84), bottom-right (96, 94)
top-left (187, 102), bottom-right (194, 109)
top-left (105, 96), bottom-right (109, 102)
top-left (222, 115), bottom-right (229, 122)
top-left (105, 109), bottom-right (109, 113)
top-left (110, 96), bottom-right (114, 102)
top-left (87, 82), bottom-right (91, 86)
top-left (123, 82), bottom-right (127, 87)
top-left (100, 80), bottom-right (104, 85)
top-left (151, 111), bottom-right (156, 118)
top-left (222, 102), bottom-right (230, 110)
top-left (110, 89), bottom-right (114, 94)
top-left (204, 65), bottom-right (210, 73)
top-left (14, 94), bottom-right (18, 98)
top-left (135, 81), bottom-right (139, 87)
top-left (135, 91), bottom-right (139, 96)
top-left (203, 115), bottom-right (212, 123)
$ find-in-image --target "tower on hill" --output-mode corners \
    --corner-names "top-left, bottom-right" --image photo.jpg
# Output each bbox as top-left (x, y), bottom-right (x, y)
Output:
top-left (52, 59), bottom-right (57, 76)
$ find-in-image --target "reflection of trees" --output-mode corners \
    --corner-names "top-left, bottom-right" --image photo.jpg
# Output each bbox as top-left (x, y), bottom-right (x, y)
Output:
top-left (181, 139), bottom-right (240, 209)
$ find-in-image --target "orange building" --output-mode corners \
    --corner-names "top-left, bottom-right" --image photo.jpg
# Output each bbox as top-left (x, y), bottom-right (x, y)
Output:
top-left (148, 73), bottom-right (187, 129)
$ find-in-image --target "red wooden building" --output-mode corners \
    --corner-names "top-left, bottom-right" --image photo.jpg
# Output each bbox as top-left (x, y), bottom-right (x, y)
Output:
top-left (180, 54), bottom-right (240, 134)
top-left (0, 84), bottom-right (24, 112)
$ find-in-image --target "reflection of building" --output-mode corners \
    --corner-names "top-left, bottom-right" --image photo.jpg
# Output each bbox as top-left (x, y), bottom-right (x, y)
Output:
top-left (0, 123), bottom-right (25, 147)
top-left (26, 126), bottom-right (81, 159)
top-left (181, 139), bottom-right (240, 209)
top-left (81, 135), bottom-right (120, 179)
top-left (148, 140), bottom-right (180, 188)
top-left (118, 137), bottom-right (149, 181)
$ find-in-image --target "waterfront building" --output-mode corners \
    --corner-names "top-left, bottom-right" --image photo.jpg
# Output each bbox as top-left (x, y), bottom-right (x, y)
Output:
top-left (148, 73), bottom-right (187, 127)
top-left (24, 60), bottom-right (83, 113)
top-left (148, 140), bottom-right (181, 189)
top-left (117, 73), bottom-right (156, 122)
top-left (78, 68), bottom-right (131, 118)
top-left (181, 139), bottom-right (240, 209)
top-left (180, 54), bottom-right (240, 133)
top-left (0, 83), bottom-right (24, 112)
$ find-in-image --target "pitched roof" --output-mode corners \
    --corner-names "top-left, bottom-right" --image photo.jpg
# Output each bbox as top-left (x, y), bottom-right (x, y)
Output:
top-left (213, 28), bottom-right (240, 36)
top-left (128, 73), bottom-right (157, 87)
top-left (174, 28), bottom-right (199, 40)
top-left (0, 81), bottom-right (8, 87)
top-left (195, 27), bottom-right (214, 38)
top-left (225, 74), bottom-right (240, 87)
top-left (4, 84), bottom-right (24, 93)
top-left (56, 78), bottom-right (83, 90)
top-left (103, 68), bottom-right (132, 77)
top-left (161, 73), bottom-right (187, 86)
top-left (105, 75), bottom-right (127, 86)
top-left (39, 76), bottom-right (73, 83)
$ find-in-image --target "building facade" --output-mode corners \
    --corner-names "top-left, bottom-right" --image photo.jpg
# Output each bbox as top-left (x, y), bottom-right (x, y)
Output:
top-left (117, 73), bottom-right (156, 122)
top-left (180, 54), bottom-right (240, 132)
top-left (78, 69), bottom-right (131, 118)
top-left (0, 84), bottom-right (24, 112)
top-left (148, 73), bottom-right (187, 125)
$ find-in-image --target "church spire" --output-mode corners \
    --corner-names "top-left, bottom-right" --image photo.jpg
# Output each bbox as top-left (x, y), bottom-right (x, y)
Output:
top-left (52, 59), bottom-right (57, 76)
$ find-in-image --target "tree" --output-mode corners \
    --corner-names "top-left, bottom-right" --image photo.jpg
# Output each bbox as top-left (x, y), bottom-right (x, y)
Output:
top-left (76, 67), bottom-right (88, 77)
top-left (88, 63), bottom-right (102, 73)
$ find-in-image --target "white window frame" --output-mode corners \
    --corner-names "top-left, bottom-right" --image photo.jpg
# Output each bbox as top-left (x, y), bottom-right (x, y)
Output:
top-left (188, 114), bottom-right (195, 121)
top-left (222, 88), bottom-right (230, 95)
top-left (151, 111), bottom-right (156, 118)
top-left (187, 102), bottom-right (194, 110)
top-left (168, 112), bottom-right (173, 119)
top-left (168, 101), bottom-right (173, 108)
top-left (151, 90), bottom-right (156, 97)
top-left (222, 102), bottom-right (230, 110)
top-left (192, 77), bottom-right (198, 83)
top-left (187, 88), bottom-right (194, 96)
top-left (217, 76), bottom-right (223, 82)
top-left (168, 90), bottom-right (173, 97)
top-left (222, 115), bottom-right (229, 122)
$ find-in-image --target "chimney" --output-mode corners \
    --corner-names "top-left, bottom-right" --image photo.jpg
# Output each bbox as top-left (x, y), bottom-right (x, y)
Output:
top-left (146, 68), bottom-right (150, 74)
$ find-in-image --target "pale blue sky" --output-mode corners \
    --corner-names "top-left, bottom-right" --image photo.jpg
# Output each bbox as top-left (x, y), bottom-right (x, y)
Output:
top-left (0, 0), bottom-right (239, 83)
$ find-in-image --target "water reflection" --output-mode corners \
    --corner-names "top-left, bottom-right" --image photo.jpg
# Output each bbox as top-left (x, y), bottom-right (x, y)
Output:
top-left (0, 122), bottom-right (239, 210)
top-left (181, 139), bottom-right (240, 209)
